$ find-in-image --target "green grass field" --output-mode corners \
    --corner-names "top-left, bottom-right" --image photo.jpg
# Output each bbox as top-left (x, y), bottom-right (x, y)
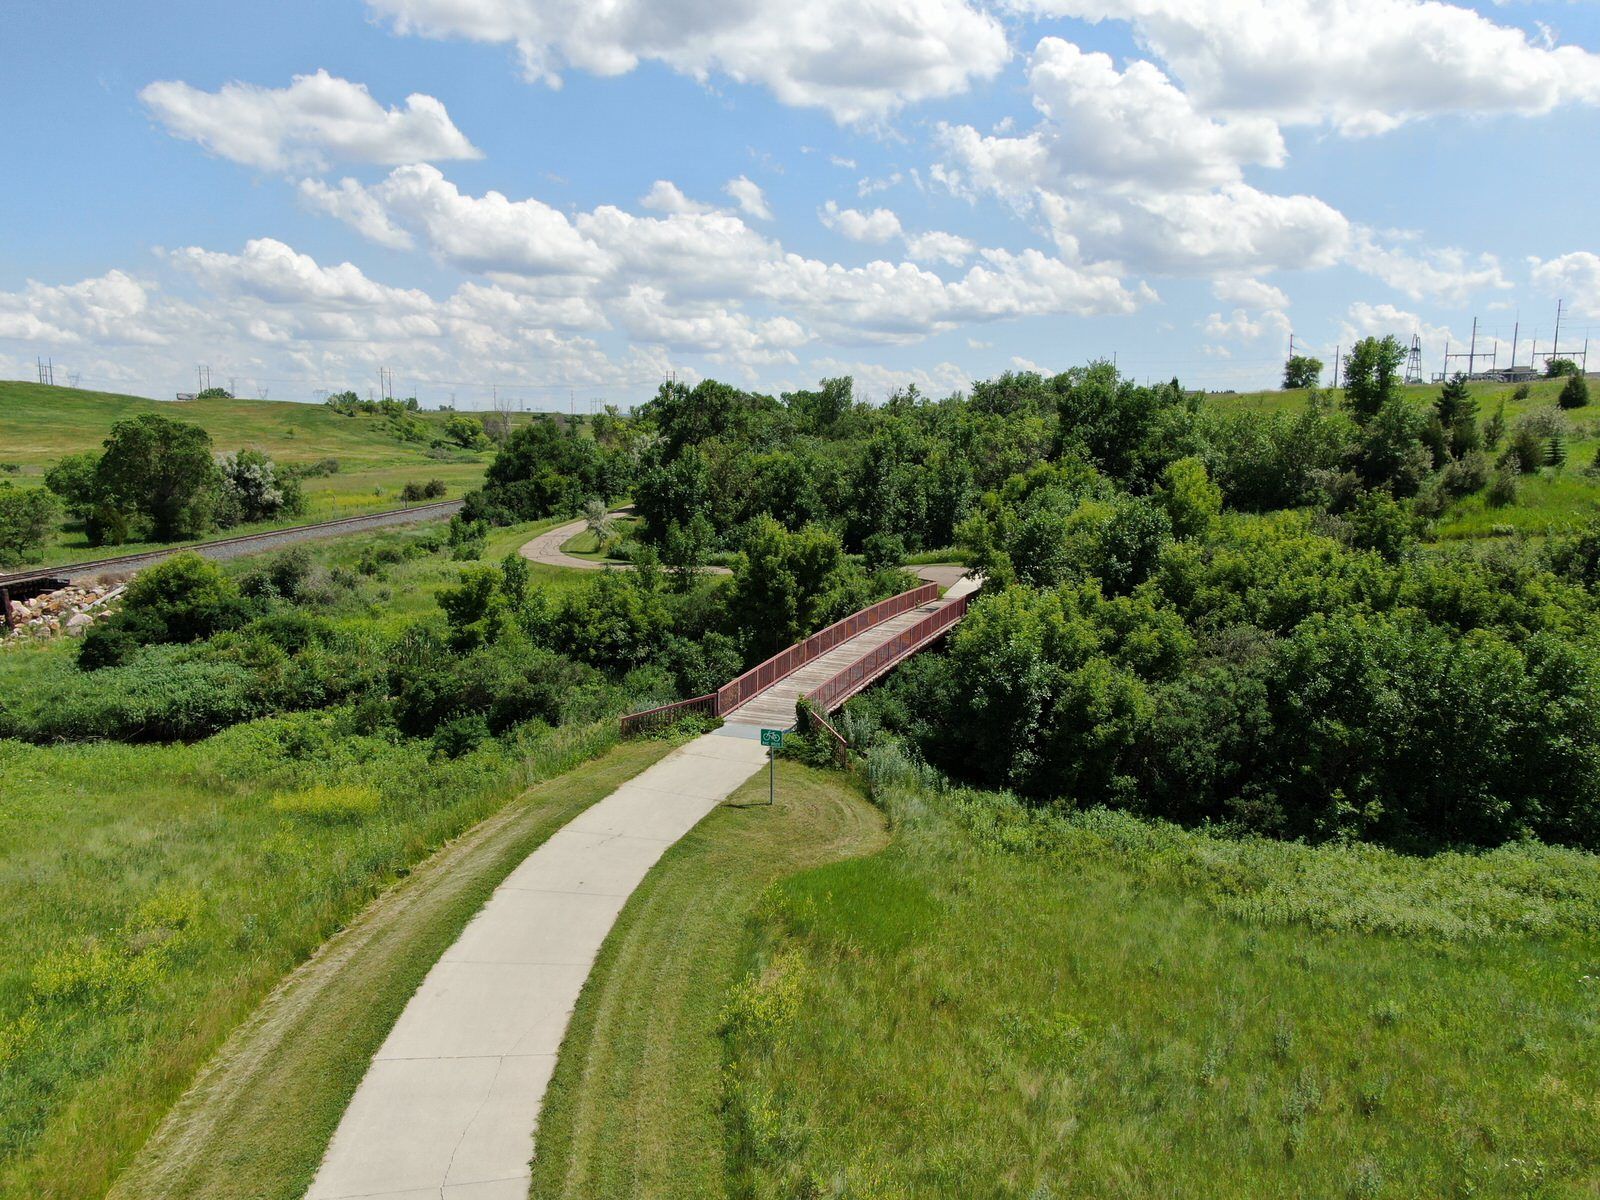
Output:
top-left (719, 752), bottom-right (1600, 1198)
top-left (1210, 378), bottom-right (1600, 540)
top-left (106, 739), bottom-right (677, 1200)
top-left (0, 513), bottom-right (610, 1197)
top-left (0, 379), bottom-right (497, 564)
top-left (529, 761), bottom-right (886, 1199)
top-left (0, 707), bottom-right (635, 1198)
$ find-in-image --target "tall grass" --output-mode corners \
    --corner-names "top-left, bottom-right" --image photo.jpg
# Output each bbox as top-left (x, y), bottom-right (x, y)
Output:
top-left (723, 746), bottom-right (1600, 1198)
top-left (0, 709), bottom-right (618, 1197)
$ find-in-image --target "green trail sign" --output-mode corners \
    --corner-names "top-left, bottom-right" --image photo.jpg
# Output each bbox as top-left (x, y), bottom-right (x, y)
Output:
top-left (761, 728), bottom-right (784, 805)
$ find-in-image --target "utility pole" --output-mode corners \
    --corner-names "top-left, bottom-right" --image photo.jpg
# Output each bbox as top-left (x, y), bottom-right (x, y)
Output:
top-left (1510, 321), bottom-right (1519, 371)
top-left (1332, 345), bottom-right (1340, 389)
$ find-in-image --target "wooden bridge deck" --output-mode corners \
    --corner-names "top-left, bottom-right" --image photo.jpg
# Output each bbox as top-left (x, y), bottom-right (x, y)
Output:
top-left (723, 594), bottom-right (951, 730)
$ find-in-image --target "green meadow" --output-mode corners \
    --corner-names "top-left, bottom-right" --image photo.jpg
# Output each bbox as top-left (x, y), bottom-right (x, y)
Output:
top-left (1210, 377), bottom-right (1600, 541)
top-left (0, 380), bottom-right (497, 564)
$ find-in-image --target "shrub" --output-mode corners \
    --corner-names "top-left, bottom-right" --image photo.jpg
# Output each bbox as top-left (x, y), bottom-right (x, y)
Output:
top-left (1558, 373), bottom-right (1590, 410)
top-left (0, 483), bottom-right (61, 567)
top-left (215, 450), bottom-right (302, 526)
top-left (21, 647), bottom-right (261, 741)
top-left (80, 554), bottom-right (243, 668)
top-left (432, 712), bottom-right (490, 758)
top-left (1486, 466), bottom-right (1519, 508)
top-left (239, 547), bottom-right (314, 601)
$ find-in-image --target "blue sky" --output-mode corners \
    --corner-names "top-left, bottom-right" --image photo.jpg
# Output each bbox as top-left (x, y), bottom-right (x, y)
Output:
top-left (2, 0), bottom-right (1598, 409)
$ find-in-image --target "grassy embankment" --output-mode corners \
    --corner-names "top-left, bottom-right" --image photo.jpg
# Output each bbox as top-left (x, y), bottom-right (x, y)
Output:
top-left (721, 750), bottom-right (1600, 1198)
top-left (528, 761), bottom-right (887, 1199)
top-left (105, 739), bottom-right (678, 1200)
top-left (502, 745), bottom-right (1599, 1198)
top-left (1211, 378), bottom-right (1600, 541)
top-left (0, 517), bottom-right (605, 1197)
top-left (0, 380), bottom-right (500, 565)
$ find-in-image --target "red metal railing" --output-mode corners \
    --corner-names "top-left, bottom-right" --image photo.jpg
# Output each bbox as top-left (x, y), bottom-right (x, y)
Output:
top-left (803, 705), bottom-right (852, 768)
top-left (713, 583), bottom-right (938, 714)
top-left (619, 582), bottom-right (938, 736)
top-left (805, 592), bottom-right (973, 713)
top-left (619, 692), bottom-right (717, 736)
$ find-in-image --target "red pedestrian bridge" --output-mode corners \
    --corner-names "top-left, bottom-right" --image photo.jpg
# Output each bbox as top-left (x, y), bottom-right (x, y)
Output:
top-left (621, 576), bottom-right (979, 744)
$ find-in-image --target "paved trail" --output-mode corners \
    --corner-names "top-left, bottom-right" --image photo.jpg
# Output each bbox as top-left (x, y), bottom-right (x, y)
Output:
top-left (518, 512), bottom-right (967, 589)
top-left (305, 731), bottom-right (768, 1200)
top-left (304, 524), bottom-right (973, 1198)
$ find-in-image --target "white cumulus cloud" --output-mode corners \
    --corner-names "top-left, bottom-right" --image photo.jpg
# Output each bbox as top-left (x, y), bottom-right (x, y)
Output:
top-left (140, 70), bottom-right (481, 171)
top-left (368, 0), bottom-right (1010, 124)
top-left (1008, 0), bottom-right (1600, 135)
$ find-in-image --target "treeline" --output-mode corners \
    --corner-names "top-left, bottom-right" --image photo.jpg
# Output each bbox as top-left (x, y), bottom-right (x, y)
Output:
top-left (458, 345), bottom-right (1600, 851)
top-left (27, 414), bottom-right (305, 551)
top-left (6, 511), bottom-right (914, 751)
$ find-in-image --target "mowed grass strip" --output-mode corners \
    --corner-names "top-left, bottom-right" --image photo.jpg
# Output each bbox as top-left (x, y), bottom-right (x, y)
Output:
top-left (107, 737), bottom-right (676, 1200)
top-left (724, 769), bottom-right (1600, 1199)
top-left (528, 760), bottom-right (888, 1200)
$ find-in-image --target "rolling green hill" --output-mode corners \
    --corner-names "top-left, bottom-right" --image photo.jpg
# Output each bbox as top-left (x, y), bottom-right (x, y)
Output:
top-left (1208, 376), bottom-right (1600, 539)
top-left (0, 380), bottom-right (499, 563)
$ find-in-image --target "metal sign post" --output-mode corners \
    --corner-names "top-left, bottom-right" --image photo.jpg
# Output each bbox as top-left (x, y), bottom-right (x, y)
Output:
top-left (760, 729), bottom-right (784, 805)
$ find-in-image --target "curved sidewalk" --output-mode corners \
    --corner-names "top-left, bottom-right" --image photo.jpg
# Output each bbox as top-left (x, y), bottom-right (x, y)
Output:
top-left (305, 731), bottom-right (768, 1200)
top-left (518, 514), bottom-right (966, 588)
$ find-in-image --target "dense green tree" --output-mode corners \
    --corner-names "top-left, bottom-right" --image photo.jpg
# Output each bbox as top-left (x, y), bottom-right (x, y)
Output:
top-left (1282, 355), bottom-right (1322, 389)
top-left (470, 417), bottom-right (610, 522)
top-left (1558, 373), bottom-right (1590, 409)
top-left (635, 444), bottom-right (710, 542)
top-left (1154, 456), bottom-right (1221, 541)
top-left (442, 413), bottom-right (489, 449)
top-left (96, 414), bottom-right (219, 541)
top-left (726, 517), bottom-right (869, 658)
top-left (784, 376), bottom-right (854, 433)
top-left (1350, 396), bottom-right (1431, 496)
top-left (1545, 357), bottom-right (1581, 379)
top-left (1433, 374), bottom-right (1480, 458)
top-left (0, 484), bottom-right (60, 567)
top-left (43, 452), bottom-right (102, 518)
top-left (1341, 336), bottom-right (1406, 423)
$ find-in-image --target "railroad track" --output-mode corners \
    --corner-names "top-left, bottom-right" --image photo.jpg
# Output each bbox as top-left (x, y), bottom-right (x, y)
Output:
top-left (0, 500), bottom-right (463, 594)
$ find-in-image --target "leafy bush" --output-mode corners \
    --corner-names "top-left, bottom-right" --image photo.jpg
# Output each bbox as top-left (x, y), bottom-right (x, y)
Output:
top-left (239, 547), bottom-right (314, 601)
top-left (400, 479), bottom-right (448, 502)
top-left (14, 646), bottom-right (261, 741)
top-left (0, 483), bottom-right (61, 567)
top-left (215, 449), bottom-right (303, 526)
top-left (1558, 373), bottom-right (1590, 410)
top-left (79, 554), bottom-right (244, 669)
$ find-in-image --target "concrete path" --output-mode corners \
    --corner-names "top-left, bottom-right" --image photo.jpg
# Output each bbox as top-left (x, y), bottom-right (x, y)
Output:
top-left (305, 731), bottom-right (768, 1200)
top-left (517, 512), bottom-right (965, 587)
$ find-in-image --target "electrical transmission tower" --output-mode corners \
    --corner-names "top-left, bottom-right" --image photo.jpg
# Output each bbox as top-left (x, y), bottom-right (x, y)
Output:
top-left (1537, 299), bottom-right (1589, 376)
top-left (1404, 334), bottom-right (1423, 384)
top-left (36, 357), bottom-right (55, 385)
top-left (1442, 318), bottom-right (1496, 380)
